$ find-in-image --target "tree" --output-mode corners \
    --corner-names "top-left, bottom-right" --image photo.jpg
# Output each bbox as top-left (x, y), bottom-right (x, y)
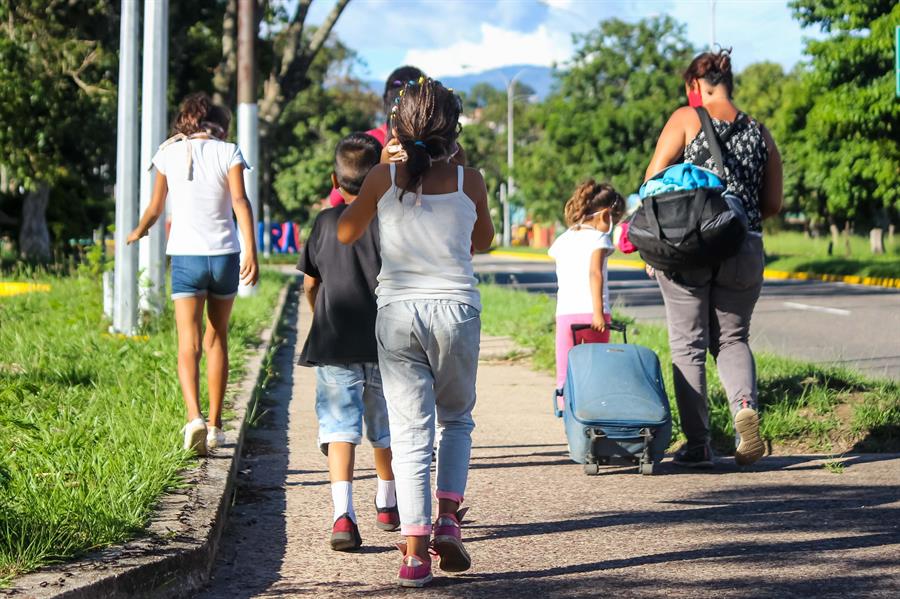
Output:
top-left (788, 0), bottom-right (900, 228)
top-left (210, 0), bottom-right (351, 216)
top-left (271, 43), bottom-right (378, 220)
top-left (0, 1), bottom-right (118, 261)
top-left (514, 17), bottom-right (695, 223)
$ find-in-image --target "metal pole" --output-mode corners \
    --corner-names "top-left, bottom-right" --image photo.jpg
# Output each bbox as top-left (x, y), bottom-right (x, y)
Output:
top-left (710, 0), bottom-right (717, 49)
top-left (263, 202), bottom-right (271, 257)
top-left (237, 0), bottom-right (258, 296)
top-left (505, 69), bottom-right (526, 232)
top-left (139, 0), bottom-right (169, 315)
top-left (113, 0), bottom-right (140, 334)
top-left (500, 182), bottom-right (510, 247)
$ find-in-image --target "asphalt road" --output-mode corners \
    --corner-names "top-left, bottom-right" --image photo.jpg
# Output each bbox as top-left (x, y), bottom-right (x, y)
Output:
top-left (197, 286), bottom-right (900, 598)
top-left (475, 254), bottom-right (900, 381)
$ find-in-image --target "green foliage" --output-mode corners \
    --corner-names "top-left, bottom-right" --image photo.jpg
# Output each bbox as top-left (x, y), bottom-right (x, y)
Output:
top-left (787, 0), bottom-right (900, 224)
top-left (271, 46), bottom-right (378, 220)
top-left (480, 282), bottom-right (900, 453)
top-left (0, 270), bottom-right (286, 582)
top-left (514, 17), bottom-right (695, 222)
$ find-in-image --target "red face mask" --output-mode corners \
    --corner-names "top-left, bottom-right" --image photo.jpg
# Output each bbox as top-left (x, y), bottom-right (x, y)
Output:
top-left (687, 89), bottom-right (703, 108)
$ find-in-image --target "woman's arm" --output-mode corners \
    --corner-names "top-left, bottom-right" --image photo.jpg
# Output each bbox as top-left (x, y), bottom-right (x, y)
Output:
top-left (227, 164), bottom-right (259, 286)
top-left (337, 164), bottom-right (391, 244)
top-left (758, 125), bottom-right (783, 220)
top-left (644, 107), bottom-right (692, 182)
top-left (126, 172), bottom-right (167, 244)
top-left (589, 248), bottom-right (609, 332)
top-left (465, 168), bottom-right (495, 251)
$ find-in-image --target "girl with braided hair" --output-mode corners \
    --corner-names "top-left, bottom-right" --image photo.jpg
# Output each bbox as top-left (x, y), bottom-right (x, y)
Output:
top-left (337, 77), bottom-right (494, 588)
top-left (549, 180), bottom-right (625, 409)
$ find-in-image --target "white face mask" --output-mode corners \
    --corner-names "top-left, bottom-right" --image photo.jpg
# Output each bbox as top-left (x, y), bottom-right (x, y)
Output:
top-left (582, 210), bottom-right (613, 230)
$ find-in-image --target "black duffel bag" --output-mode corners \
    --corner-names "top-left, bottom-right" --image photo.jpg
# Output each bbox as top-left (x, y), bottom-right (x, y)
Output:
top-left (628, 107), bottom-right (748, 272)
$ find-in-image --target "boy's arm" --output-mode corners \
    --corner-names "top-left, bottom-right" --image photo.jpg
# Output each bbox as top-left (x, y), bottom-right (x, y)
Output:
top-left (303, 274), bottom-right (320, 311)
top-left (589, 248), bottom-right (608, 332)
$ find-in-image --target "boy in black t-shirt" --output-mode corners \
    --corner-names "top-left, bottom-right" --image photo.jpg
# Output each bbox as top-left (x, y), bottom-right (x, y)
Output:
top-left (297, 133), bottom-right (398, 551)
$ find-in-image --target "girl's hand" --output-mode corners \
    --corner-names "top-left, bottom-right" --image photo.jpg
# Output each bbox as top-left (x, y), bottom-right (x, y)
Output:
top-left (591, 313), bottom-right (607, 333)
top-left (645, 264), bottom-right (656, 279)
top-left (382, 137), bottom-right (407, 163)
top-left (126, 228), bottom-right (145, 245)
top-left (240, 254), bottom-right (259, 286)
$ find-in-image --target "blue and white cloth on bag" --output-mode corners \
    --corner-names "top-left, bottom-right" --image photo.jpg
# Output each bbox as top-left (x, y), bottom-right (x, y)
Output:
top-left (639, 163), bottom-right (724, 199)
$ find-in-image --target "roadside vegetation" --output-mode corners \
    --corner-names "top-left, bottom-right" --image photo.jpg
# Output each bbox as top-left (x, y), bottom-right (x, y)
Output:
top-left (0, 270), bottom-right (286, 584)
top-left (492, 230), bottom-right (900, 281)
top-left (479, 284), bottom-right (900, 455)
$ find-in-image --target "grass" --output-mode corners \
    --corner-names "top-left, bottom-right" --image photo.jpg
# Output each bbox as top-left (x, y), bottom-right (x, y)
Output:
top-left (492, 231), bottom-right (900, 279)
top-left (0, 270), bottom-right (286, 584)
top-left (479, 284), bottom-right (900, 455)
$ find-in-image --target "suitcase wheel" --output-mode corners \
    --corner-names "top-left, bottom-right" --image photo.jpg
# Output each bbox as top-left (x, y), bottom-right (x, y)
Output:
top-left (583, 462), bottom-right (600, 476)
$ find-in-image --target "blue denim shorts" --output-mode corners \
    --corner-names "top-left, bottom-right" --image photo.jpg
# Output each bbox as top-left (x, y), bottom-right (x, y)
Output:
top-left (315, 363), bottom-right (391, 454)
top-left (170, 254), bottom-right (240, 300)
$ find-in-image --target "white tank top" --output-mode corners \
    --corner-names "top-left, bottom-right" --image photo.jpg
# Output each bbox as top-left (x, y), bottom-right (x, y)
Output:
top-left (375, 164), bottom-right (480, 311)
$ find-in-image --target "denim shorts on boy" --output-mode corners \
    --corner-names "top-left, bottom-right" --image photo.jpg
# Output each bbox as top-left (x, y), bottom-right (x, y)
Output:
top-left (315, 363), bottom-right (391, 453)
top-left (375, 299), bottom-right (481, 536)
top-left (170, 253), bottom-right (241, 300)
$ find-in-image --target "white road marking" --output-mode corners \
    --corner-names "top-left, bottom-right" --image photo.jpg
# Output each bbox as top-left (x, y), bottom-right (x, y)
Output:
top-left (783, 302), bottom-right (851, 316)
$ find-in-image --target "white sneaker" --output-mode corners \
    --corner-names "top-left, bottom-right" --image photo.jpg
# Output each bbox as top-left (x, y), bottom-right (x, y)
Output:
top-left (182, 417), bottom-right (208, 456)
top-left (207, 426), bottom-right (226, 449)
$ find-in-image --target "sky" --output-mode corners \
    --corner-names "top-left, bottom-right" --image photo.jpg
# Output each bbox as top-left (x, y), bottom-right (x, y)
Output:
top-left (303, 0), bottom-right (824, 80)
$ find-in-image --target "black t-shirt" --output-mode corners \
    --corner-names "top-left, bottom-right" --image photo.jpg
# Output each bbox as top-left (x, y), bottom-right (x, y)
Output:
top-left (297, 205), bottom-right (380, 366)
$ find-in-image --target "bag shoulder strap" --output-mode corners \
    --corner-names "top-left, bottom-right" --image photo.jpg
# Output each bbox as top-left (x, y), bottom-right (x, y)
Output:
top-left (694, 107), bottom-right (727, 177)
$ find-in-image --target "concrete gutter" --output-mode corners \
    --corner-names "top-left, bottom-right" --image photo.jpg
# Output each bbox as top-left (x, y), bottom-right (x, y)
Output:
top-left (4, 279), bottom-right (294, 599)
top-left (488, 250), bottom-right (900, 289)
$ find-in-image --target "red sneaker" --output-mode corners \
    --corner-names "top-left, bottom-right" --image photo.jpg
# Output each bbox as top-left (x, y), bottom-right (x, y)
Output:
top-left (330, 513), bottom-right (362, 551)
top-left (375, 502), bottom-right (400, 531)
top-left (396, 543), bottom-right (433, 588)
top-left (431, 511), bottom-right (471, 572)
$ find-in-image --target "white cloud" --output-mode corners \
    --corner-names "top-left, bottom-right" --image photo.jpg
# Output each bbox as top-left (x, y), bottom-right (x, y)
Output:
top-left (401, 22), bottom-right (573, 77)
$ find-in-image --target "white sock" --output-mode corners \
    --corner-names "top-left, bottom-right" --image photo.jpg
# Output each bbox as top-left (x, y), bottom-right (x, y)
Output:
top-left (331, 481), bottom-right (355, 523)
top-left (376, 477), bottom-right (397, 509)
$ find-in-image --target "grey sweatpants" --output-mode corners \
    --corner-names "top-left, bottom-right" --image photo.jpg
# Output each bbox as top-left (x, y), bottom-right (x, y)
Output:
top-left (656, 235), bottom-right (764, 445)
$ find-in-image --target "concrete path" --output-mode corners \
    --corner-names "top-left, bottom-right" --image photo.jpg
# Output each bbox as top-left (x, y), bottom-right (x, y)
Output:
top-left (475, 255), bottom-right (900, 381)
top-left (197, 284), bottom-right (900, 598)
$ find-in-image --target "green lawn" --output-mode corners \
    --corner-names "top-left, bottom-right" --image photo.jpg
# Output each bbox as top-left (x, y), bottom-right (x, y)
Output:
top-left (0, 270), bottom-right (286, 584)
top-left (480, 284), bottom-right (900, 455)
top-left (492, 231), bottom-right (900, 279)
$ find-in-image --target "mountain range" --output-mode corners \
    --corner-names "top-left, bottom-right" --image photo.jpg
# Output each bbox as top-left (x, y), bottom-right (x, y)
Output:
top-left (366, 64), bottom-right (556, 100)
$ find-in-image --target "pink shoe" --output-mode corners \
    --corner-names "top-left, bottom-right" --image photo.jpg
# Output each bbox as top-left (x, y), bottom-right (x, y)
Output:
top-left (396, 543), bottom-right (432, 588)
top-left (375, 501), bottom-right (400, 531)
top-left (330, 514), bottom-right (362, 551)
top-left (432, 511), bottom-right (471, 572)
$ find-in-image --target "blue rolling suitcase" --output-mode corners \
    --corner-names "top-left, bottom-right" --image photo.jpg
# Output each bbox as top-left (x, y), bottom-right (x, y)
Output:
top-left (559, 325), bottom-right (671, 475)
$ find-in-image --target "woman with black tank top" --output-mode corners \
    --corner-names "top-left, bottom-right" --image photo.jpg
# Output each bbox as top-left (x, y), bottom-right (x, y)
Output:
top-left (644, 49), bottom-right (783, 468)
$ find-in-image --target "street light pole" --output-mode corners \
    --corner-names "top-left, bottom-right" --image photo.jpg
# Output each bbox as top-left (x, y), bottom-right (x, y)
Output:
top-left (505, 68), bottom-right (526, 247)
top-left (112, 0), bottom-right (140, 335)
top-left (138, 0), bottom-right (168, 316)
top-left (237, 0), bottom-right (259, 296)
top-left (710, 0), bottom-right (717, 49)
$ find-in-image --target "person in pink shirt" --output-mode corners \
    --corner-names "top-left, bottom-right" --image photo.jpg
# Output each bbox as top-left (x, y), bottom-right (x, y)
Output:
top-left (328, 66), bottom-right (425, 207)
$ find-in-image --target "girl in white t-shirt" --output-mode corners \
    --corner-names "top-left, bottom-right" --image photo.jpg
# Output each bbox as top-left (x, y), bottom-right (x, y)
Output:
top-left (549, 180), bottom-right (625, 400)
top-left (127, 93), bottom-right (259, 457)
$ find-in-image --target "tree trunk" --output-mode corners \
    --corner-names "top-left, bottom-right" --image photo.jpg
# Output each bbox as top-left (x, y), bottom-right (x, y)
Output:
top-left (843, 220), bottom-right (851, 257)
top-left (889, 224), bottom-right (896, 248)
top-left (212, 0), bottom-right (237, 107)
top-left (829, 223), bottom-right (839, 256)
top-left (19, 183), bottom-right (51, 262)
top-left (869, 228), bottom-right (884, 255)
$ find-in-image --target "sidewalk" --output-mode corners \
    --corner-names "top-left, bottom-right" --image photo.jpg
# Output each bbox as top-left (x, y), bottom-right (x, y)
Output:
top-left (197, 285), bottom-right (900, 598)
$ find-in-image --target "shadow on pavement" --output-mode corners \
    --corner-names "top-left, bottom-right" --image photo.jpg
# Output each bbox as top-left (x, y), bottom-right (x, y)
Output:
top-left (196, 287), bottom-right (299, 598)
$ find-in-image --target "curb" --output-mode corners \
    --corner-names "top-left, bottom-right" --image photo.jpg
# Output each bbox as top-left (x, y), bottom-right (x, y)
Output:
top-left (488, 250), bottom-right (900, 289)
top-left (6, 278), bottom-right (294, 599)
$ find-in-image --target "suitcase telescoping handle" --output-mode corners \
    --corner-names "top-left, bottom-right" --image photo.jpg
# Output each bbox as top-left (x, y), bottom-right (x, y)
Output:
top-left (570, 321), bottom-right (628, 345)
